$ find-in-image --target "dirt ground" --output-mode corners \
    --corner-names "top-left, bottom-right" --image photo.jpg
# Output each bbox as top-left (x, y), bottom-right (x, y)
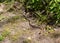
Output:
top-left (0, 2), bottom-right (60, 43)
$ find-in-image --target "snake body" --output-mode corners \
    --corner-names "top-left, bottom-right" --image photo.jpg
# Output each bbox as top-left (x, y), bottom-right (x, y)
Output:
top-left (23, 12), bottom-right (41, 29)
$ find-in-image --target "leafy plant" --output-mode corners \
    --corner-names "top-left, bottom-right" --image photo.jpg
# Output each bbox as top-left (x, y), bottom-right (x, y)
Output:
top-left (25, 0), bottom-right (60, 25)
top-left (49, 0), bottom-right (60, 24)
top-left (0, 35), bottom-right (4, 41)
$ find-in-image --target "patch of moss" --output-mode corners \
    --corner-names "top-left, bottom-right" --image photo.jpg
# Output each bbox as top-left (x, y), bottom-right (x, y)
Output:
top-left (2, 30), bottom-right (10, 37)
top-left (1, 28), bottom-right (10, 37)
